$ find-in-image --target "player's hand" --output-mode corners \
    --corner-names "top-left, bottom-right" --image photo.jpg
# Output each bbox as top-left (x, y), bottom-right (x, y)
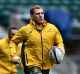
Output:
top-left (58, 46), bottom-right (65, 55)
top-left (12, 56), bottom-right (21, 64)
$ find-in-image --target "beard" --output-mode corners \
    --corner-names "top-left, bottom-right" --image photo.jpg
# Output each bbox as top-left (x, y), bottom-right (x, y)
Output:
top-left (35, 19), bottom-right (44, 25)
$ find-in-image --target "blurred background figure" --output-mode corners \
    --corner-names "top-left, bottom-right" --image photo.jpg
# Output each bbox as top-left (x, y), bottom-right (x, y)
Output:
top-left (0, 27), bottom-right (23, 74)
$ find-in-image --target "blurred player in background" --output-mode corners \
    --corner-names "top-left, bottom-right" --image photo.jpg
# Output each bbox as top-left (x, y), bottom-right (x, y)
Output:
top-left (0, 27), bottom-right (23, 74)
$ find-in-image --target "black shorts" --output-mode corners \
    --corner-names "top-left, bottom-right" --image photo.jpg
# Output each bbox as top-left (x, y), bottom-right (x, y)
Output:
top-left (25, 66), bottom-right (49, 74)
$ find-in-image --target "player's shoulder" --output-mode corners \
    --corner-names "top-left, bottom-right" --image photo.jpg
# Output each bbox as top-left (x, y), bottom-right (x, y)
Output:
top-left (19, 24), bottom-right (33, 34)
top-left (18, 24), bottom-right (29, 31)
top-left (0, 37), bottom-right (7, 44)
top-left (47, 22), bottom-right (58, 30)
top-left (20, 24), bottom-right (31, 30)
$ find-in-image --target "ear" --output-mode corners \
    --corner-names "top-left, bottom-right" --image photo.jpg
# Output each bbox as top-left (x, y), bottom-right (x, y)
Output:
top-left (31, 14), bottom-right (34, 20)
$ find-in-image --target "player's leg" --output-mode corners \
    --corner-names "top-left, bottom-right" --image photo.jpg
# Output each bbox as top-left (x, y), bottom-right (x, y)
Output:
top-left (28, 66), bottom-right (42, 74)
top-left (42, 69), bottom-right (50, 74)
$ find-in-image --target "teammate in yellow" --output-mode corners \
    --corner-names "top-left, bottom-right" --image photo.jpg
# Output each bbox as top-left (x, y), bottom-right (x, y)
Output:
top-left (0, 27), bottom-right (23, 74)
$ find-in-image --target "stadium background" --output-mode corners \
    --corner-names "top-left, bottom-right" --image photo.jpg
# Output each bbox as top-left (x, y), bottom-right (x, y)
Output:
top-left (0, 0), bottom-right (80, 74)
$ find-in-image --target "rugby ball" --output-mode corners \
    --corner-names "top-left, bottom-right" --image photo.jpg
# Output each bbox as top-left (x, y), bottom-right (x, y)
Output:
top-left (49, 46), bottom-right (64, 64)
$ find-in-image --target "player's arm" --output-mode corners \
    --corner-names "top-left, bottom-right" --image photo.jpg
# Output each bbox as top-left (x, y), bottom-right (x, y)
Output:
top-left (10, 27), bottom-right (26, 63)
top-left (54, 29), bottom-right (65, 55)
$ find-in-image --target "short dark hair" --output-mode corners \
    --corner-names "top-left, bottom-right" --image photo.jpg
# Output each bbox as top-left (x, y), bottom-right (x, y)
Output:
top-left (8, 27), bottom-right (18, 39)
top-left (30, 5), bottom-right (42, 15)
top-left (8, 27), bottom-right (18, 33)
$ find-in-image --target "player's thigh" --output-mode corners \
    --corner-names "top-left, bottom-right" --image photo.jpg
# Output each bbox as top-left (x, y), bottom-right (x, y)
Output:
top-left (11, 72), bottom-right (18, 74)
top-left (42, 69), bottom-right (49, 74)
